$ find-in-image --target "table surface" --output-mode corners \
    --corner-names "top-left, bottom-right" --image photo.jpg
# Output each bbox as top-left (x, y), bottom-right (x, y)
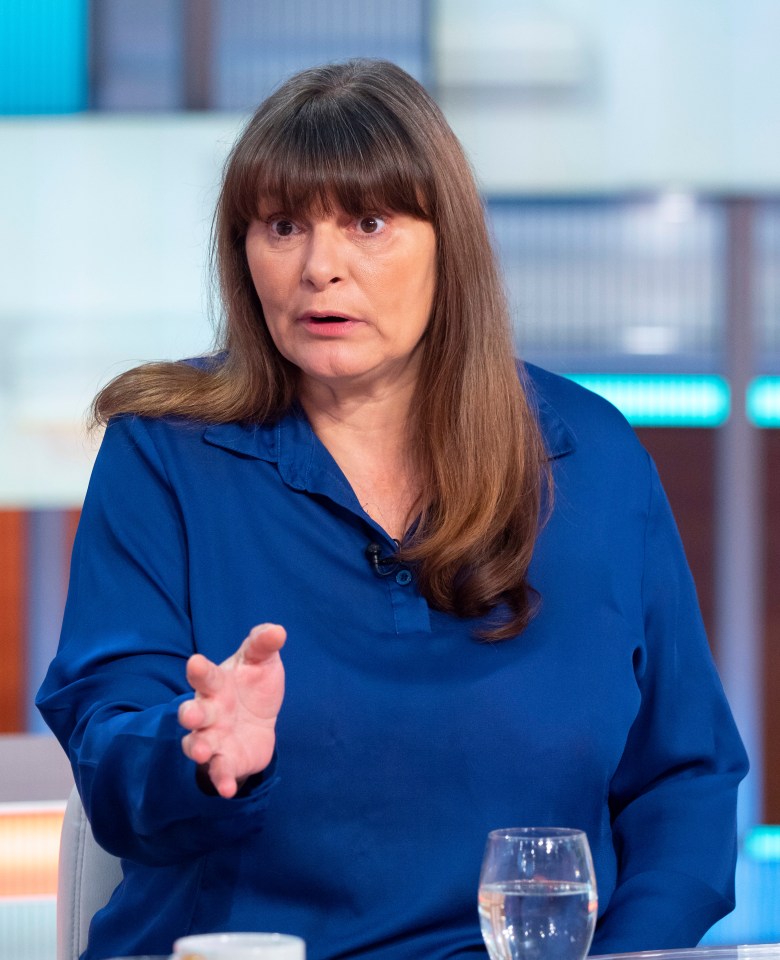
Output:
top-left (96, 946), bottom-right (780, 960)
top-left (593, 944), bottom-right (780, 960)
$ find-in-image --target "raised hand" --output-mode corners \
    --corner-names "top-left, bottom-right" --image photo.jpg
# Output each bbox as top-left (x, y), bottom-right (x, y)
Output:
top-left (178, 623), bottom-right (286, 798)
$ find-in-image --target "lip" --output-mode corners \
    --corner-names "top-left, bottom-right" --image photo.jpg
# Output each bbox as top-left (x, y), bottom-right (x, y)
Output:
top-left (298, 311), bottom-right (365, 335)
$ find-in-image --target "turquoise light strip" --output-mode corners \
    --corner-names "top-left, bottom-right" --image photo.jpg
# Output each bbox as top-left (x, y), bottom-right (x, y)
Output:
top-left (747, 377), bottom-right (780, 427)
top-left (566, 375), bottom-right (731, 427)
top-left (744, 825), bottom-right (780, 862)
top-left (0, 0), bottom-right (88, 114)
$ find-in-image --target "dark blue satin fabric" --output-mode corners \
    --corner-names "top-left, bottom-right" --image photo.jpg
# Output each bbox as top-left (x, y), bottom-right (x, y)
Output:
top-left (37, 364), bottom-right (747, 960)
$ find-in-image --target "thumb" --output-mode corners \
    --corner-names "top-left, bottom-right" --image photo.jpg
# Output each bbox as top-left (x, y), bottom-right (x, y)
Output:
top-left (240, 623), bottom-right (287, 665)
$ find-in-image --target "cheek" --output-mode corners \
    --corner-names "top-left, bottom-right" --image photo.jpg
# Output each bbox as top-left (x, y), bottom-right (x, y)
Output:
top-left (407, 232), bottom-right (437, 295)
top-left (245, 240), bottom-right (294, 303)
top-left (248, 269), bottom-right (296, 342)
top-left (386, 245), bottom-right (435, 302)
top-left (258, 303), bottom-right (292, 360)
top-left (404, 251), bottom-right (437, 317)
top-left (248, 261), bottom-right (279, 306)
top-left (374, 256), bottom-right (435, 341)
top-left (244, 263), bottom-right (285, 340)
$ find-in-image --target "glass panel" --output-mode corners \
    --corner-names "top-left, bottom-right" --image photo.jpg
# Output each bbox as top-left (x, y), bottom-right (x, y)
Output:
top-left (213, 0), bottom-right (429, 110)
top-left (91, 0), bottom-right (183, 110)
top-left (487, 195), bottom-right (725, 374)
top-left (756, 200), bottom-right (780, 373)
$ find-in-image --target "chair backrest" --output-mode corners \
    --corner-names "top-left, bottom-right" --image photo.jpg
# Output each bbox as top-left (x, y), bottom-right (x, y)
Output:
top-left (57, 785), bottom-right (124, 960)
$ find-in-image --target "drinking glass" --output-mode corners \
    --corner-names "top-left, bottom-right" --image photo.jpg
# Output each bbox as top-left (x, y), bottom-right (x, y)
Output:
top-left (478, 827), bottom-right (597, 960)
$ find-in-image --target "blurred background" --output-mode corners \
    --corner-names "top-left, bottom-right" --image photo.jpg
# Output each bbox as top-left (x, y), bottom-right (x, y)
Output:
top-left (0, 0), bottom-right (778, 956)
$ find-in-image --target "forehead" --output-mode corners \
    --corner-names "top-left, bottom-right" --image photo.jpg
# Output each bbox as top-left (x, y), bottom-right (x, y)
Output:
top-left (255, 193), bottom-right (387, 219)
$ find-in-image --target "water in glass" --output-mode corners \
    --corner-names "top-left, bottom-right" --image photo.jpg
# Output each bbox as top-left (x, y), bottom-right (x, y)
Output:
top-left (478, 828), bottom-right (597, 960)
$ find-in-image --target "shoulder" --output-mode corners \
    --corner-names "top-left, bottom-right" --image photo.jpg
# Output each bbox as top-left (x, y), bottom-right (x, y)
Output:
top-left (521, 361), bottom-right (647, 465)
top-left (181, 352), bottom-right (226, 372)
top-left (522, 362), bottom-right (635, 439)
top-left (100, 407), bottom-right (283, 476)
top-left (101, 412), bottom-right (206, 454)
top-left (88, 416), bottom-right (208, 502)
top-left (521, 363), bottom-right (655, 521)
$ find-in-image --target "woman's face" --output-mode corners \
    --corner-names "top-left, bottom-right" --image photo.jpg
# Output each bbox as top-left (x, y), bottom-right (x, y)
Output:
top-left (245, 200), bottom-right (437, 397)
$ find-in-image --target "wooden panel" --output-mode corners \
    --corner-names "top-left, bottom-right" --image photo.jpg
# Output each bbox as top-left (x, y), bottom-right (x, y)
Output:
top-left (635, 429), bottom-right (716, 645)
top-left (65, 508), bottom-right (81, 547)
top-left (65, 507), bottom-right (81, 577)
top-left (636, 428), bottom-right (780, 823)
top-left (0, 511), bottom-right (26, 732)
top-left (763, 430), bottom-right (780, 822)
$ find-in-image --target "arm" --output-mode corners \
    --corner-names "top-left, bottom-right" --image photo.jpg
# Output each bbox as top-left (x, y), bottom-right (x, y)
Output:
top-left (591, 457), bottom-right (748, 953)
top-left (36, 415), bottom-right (281, 865)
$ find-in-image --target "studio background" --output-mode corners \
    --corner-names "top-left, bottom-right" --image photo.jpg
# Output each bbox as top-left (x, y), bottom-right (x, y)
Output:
top-left (0, 1), bottom-right (778, 956)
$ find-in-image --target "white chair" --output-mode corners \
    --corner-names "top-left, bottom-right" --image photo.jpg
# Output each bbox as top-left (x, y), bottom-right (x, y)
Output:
top-left (57, 785), bottom-right (124, 960)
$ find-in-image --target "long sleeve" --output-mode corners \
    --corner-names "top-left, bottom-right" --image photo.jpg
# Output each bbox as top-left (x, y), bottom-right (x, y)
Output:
top-left (36, 416), bottom-right (278, 866)
top-left (591, 457), bottom-right (748, 953)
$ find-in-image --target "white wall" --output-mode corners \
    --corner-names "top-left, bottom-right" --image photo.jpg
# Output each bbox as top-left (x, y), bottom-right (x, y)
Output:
top-left (0, 114), bottom-right (241, 505)
top-left (4, 0), bottom-right (780, 503)
top-left (435, 0), bottom-right (780, 193)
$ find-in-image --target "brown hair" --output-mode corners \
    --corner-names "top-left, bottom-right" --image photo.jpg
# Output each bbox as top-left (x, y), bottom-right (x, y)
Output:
top-left (93, 58), bottom-right (550, 639)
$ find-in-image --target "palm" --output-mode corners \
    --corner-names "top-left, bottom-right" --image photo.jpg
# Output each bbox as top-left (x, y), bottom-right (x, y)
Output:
top-left (179, 623), bottom-right (286, 798)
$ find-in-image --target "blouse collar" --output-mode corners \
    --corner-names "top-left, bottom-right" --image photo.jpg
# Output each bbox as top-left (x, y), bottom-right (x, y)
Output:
top-left (201, 365), bottom-right (576, 473)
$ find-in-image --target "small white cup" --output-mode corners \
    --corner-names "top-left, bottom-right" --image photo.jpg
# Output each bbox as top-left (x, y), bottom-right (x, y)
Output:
top-left (173, 933), bottom-right (305, 960)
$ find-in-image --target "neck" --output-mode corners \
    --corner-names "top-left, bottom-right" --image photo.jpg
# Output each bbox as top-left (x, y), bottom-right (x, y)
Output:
top-left (298, 375), bottom-right (421, 540)
top-left (298, 374), bottom-right (416, 462)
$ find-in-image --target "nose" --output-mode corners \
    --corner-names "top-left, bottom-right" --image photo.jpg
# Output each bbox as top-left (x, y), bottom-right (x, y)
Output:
top-left (300, 224), bottom-right (345, 290)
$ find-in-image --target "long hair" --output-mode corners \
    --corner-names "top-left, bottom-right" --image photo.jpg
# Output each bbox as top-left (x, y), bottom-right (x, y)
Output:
top-left (93, 58), bottom-right (550, 640)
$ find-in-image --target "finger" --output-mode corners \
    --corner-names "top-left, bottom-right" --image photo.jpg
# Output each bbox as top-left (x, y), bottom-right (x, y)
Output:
top-left (240, 623), bottom-right (287, 665)
top-left (178, 699), bottom-right (202, 731)
top-left (181, 731), bottom-right (203, 763)
top-left (181, 730), bottom-right (219, 766)
top-left (206, 754), bottom-right (239, 799)
top-left (186, 653), bottom-right (224, 695)
top-left (178, 698), bottom-right (217, 731)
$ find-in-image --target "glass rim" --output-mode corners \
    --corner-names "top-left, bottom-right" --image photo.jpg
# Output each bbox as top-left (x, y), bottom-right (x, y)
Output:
top-left (487, 826), bottom-right (587, 840)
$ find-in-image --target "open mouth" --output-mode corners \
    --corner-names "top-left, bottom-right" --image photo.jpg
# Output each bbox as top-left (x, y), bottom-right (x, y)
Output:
top-left (309, 315), bottom-right (352, 323)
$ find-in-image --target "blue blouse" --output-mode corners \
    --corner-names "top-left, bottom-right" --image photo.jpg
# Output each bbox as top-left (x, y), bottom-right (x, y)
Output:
top-left (37, 363), bottom-right (748, 960)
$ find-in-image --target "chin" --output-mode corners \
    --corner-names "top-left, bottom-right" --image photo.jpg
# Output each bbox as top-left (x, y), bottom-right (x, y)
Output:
top-left (298, 350), bottom-right (376, 383)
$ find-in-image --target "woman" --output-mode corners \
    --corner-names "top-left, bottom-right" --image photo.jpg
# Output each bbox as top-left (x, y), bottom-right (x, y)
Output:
top-left (38, 59), bottom-right (747, 960)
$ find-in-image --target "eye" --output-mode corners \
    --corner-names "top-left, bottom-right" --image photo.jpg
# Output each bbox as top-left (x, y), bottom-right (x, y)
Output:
top-left (357, 215), bottom-right (386, 235)
top-left (268, 218), bottom-right (299, 238)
